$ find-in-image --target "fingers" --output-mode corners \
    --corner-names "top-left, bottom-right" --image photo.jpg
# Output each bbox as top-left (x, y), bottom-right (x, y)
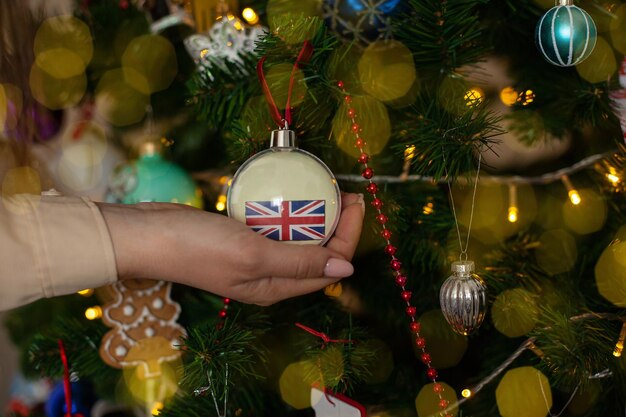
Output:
top-left (326, 193), bottom-right (365, 261)
top-left (251, 276), bottom-right (342, 305)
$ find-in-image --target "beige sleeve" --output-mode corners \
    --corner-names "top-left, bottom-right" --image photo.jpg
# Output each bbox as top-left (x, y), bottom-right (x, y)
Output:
top-left (0, 194), bottom-right (117, 310)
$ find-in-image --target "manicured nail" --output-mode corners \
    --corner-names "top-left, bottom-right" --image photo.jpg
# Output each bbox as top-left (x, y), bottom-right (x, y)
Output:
top-left (324, 258), bottom-right (354, 278)
top-left (356, 193), bottom-right (365, 212)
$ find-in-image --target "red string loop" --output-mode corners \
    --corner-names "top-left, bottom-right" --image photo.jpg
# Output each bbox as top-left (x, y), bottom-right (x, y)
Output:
top-left (295, 323), bottom-right (353, 348)
top-left (58, 339), bottom-right (74, 417)
top-left (257, 41), bottom-right (314, 129)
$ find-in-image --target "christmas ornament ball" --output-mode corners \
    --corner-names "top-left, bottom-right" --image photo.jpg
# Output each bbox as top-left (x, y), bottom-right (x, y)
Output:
top-left (439, 261), bottom-right (487, 335)
top-left (323, 0), bottom-right (404, 43)
top-left (535, 1), bottom-right (596, 67)
top-left (108, 142), bottom-right (203, 208)
top-left (496, 367), bottom-right (552, 417)
top-left (45, 381), bottom-right (95, 417)
top-left (228, 129), bottom-right (341, 245)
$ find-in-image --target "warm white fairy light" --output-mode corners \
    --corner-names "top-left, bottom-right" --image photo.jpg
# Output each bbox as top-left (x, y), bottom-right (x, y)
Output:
top-left (508, 184), bottom-right (518, 223)
top-left (561, 175), bottom-right (581, 205)
top-left (614, 322), bottom-right (626, 357)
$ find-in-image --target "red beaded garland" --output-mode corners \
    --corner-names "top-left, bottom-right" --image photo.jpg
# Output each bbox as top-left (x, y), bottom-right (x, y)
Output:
top-left (218, 309), bottom-right (227, 318)
top-left (395, 274), bottom-right (407, 286)
top-left (224, 298), bottom-right (231, 304)
top-left (355, 138), bottom-right (364, 147)
top-left (358, 153), bottom-right (369, 164)
top-left (433, 383), bottom-right (443, 393)
top-left (344, 96), bottom-right (352, 103)
top-left (351, 123), bottom-right (360, 132)
top-left (372, 198), bottom-right (384, 210)
top-left (384, 244), bottom-right (396, 255)
top-left (390, 259), bottom-right (402, 270)
top-left (337, 81), bottom-right (344, 88)
top-left (381, 229), bottom-right (392, 239)
top-left (415, 337), bottom-right (426, 348)
top-left (410, 322), bottom-right (421, 333)
top-left (376, 214), bottom-right (388, 224)
top-left (347, 108), bottom-right (356, 118)
top-left (406, 306), bottom-right (417, 317)
top-left (427, 368), bottom-right (438, 379)
top-left (400, 291), bottom-right (412, 301)
top-left (362, 167), bottom-right (374, 179)
top-left (366, 183), bottom-right (378, 194)
top-left (421, 353), bottom-right (432, 364)
top-left (439, 399), bottom-right (449, 409)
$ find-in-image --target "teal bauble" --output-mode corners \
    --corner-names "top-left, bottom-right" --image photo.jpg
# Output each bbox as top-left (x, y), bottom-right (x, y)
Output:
top-left (535, 3), bottom-right (596, 67)
top-left (108, 142), bottom-right (203, 208)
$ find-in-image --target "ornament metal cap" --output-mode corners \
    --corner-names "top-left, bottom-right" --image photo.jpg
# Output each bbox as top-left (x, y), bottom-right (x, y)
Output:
top-left (452, 260), bottom-right (475, 274)
top-left (270, 128), bottom-right (296, 148)
top-left (557, 0), bottom-right (573, 5)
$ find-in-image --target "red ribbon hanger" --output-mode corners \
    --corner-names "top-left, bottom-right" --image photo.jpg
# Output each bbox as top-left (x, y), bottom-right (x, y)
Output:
top-left (256, 41), bottom-right (314, 129)
top-left (58, 339), bottom-right (84, 417)
top-left (295, 323), bottom-right (354, 348)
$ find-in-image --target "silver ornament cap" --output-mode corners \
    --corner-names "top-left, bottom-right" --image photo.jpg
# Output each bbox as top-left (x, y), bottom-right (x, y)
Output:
top-left (439, 260), bottom-right (487, 336)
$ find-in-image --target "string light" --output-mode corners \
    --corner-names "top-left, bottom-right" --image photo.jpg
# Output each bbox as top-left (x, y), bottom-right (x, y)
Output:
top-left (151, 402), bottom-right (164, 416)
top-left (464, 87), bottom-right (484, 106)
top-left (528, 341), bottom-right (545, 358)
top-left (500, 87), bottom-right (518, 106)
top-left (84, 306), bottom-right (102, 320)
top-left (507, 184), bottom-right (518, 223)
top-left (242, 7), bottom-right (259, 25)
top-left (400, 145), bottom-right (417, 180)
top-left (517, 89), bottom-right (535, 106)
top-left (613, 322), bottom-right (626, 357)
top-left (77, 288), bottom-right (94, 296)
top-left (605, 166), bottom-right (621, 187)
top-left (423, 197), bottom-right (435, 215)
top-left (461, 388), bottom-right (472, 398)
top-left (561, 175), bottom-right (581, 205)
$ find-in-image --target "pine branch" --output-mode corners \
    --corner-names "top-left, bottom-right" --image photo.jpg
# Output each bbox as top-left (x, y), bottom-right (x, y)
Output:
top-left (394, 95), bottom-right (502, 181)
top-left (394, 0), bottom-right (489, 75)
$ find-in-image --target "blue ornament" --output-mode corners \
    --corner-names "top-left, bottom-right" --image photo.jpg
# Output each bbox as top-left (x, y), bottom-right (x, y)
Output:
top-left (323, 0), bottom-right (404, 43)
top-left (535, 0), bottom-right (596, 67)
top-left (45, 381), bottom-right (95, 417)
top-left (107, 143), bottom-right (203, 208)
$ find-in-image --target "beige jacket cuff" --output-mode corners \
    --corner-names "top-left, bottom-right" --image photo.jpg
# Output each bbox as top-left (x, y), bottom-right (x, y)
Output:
top-left (0, 194), bottom-right (117, 310)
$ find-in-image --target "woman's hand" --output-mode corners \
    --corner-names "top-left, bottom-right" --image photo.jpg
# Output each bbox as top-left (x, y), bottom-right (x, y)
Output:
top-left (98, 193), bottom-right (364, 305)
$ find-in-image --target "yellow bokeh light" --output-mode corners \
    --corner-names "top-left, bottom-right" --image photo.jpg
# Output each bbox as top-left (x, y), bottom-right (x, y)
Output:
top-left (30, 64), bottom-right (86, 110)
top-left (265, 63), bottom-right (308, 109)
top-left (508, 206), bottom-right (518, 223)
top-left (613, 323), bottom-right (626, 357)
top-left (595, 239), bottom-right (626, 307)
top-left (219, 175), bottom-right (229, 185)
top-left (563, 189), bottom-right (607, 235)
top-left (496, 367), bottom-right (552, 417)
top-left (95, 68), bottom-right (149, 127)
top-left (332, 95), bottom-right (391, 158)
top-left (491, 288), bottom-right (539, 338)
top-left (418, 310), bottom-right (467, 369)
top-left (358, 40), bottom-right (417, 102)
top-left (242, 7), bottom-right (260, 25)
top-left (122, 35), bottom-right (178, 94)
top-left (535, 229), bottom-right (577, 275)
top-left (517, 89), bottom-right (535, 106)
top-left (85, 306), bottom-right (102, 320)
top-left (423, 201), bottom-right (435, 215)
top-left (215, 195), bottom-right (227, 212)
top-left (415, 382), bottom-right (458, 417)
top-left (500, 87), bottom-right (518, 106)
top-left (461, 389), bottom-right (472, 398)
top-left (576, 37), bottom-right (617, 84)
top-left (609, 4), bottom-right (626, 55)
top-left (34, 16), bottom-right (93, 79)
top-left (464, 87), bottom-right (484, 106)
top-left (279, 361), bottom-right (318, 409)
top-left (151, 402), bottom-right (164, 416)
top-left (77, 289), bottom-right (94, 296)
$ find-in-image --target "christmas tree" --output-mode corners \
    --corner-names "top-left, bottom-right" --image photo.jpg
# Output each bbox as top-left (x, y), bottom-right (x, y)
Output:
top-left (2, 0), bottom-right (626, 416)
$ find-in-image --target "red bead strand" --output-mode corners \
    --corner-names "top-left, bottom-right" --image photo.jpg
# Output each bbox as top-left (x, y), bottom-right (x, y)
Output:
top-left (337, 80), bottom-right (446, 408)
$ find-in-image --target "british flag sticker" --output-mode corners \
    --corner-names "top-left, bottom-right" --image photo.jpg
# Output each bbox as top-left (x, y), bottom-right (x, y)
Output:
top-left (245, 200), bottom-right (326, 241)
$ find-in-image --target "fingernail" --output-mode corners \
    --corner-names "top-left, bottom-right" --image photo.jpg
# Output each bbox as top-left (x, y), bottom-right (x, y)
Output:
top-left (356, 193), bottom-right (365, 212)
top-left (324, 258), bottom-right (354, 278)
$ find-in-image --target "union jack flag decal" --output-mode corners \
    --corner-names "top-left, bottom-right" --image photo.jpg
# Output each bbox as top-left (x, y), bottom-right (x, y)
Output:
top-left (245, 200), bottom-right (326, 241)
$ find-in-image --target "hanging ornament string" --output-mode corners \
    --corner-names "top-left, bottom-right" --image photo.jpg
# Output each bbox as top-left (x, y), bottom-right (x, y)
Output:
top-left (58, 339), bottom-right (83, 417)
top-left (194, 364), bottom-right (230, 417)
top-left (257, 41), bottom-right (313, 129)
top-left (295, 323), bottom-right (354, 349)
top-left (336, 81), bottom-right (452, 416)
top-left (444, 151), bottom-right (482, 261)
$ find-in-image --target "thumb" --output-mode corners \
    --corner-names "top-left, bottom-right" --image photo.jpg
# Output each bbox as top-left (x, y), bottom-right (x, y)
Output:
top-left (260, 240), bottom-right (354, 279)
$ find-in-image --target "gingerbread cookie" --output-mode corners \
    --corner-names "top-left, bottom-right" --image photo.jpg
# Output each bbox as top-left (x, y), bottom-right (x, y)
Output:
top-left (99, 279), bottom-right (185, 378)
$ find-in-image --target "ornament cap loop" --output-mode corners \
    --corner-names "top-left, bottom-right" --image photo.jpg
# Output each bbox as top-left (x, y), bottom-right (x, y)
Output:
top-left (270, 129), bottom-right (297, 148)
top-left (451, 260), bottom-right (475, 275)
top-left (556, 0), bottom-right (573, 6)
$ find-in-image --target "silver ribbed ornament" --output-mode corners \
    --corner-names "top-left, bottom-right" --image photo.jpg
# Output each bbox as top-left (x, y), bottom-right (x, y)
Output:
top-left (439, 260), bottom-right (487, 335)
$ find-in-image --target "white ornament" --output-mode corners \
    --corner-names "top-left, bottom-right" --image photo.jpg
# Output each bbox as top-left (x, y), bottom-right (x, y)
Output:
top-left (311, 387), bottom-right (366, 417)
top-left (184, 17), bottom-right (265, 73)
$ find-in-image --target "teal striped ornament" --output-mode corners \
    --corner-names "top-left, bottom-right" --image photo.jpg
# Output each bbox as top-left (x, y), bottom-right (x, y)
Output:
top-left (535, 4), bottom-right (596, 67)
